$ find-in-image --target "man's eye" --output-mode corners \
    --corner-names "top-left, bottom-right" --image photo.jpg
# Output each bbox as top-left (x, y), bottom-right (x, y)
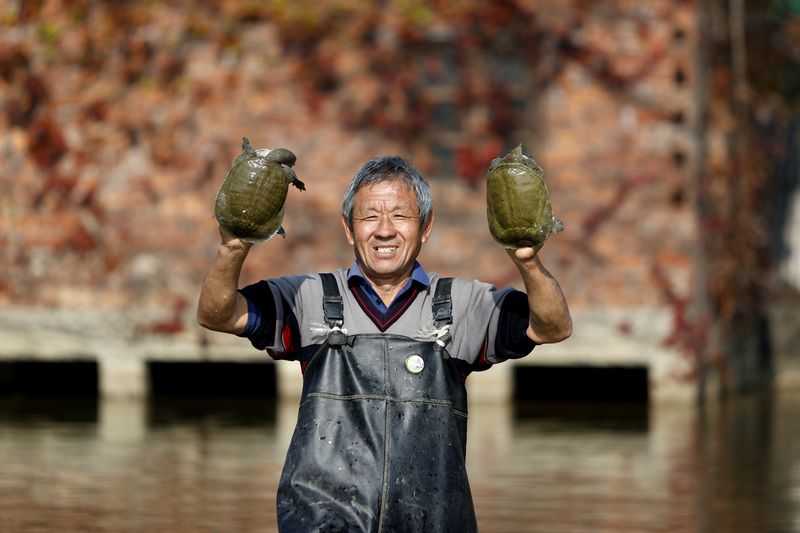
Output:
top-left (362, 216), bottom-right (379, 222)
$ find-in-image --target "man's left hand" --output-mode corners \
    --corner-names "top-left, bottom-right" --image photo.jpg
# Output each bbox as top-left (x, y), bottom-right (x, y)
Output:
top-left (505, 244), bottom-right (543, 263)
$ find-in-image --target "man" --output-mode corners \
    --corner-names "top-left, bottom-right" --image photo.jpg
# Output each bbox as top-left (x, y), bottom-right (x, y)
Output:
top-left (197, 155), bottom-right (571, 532)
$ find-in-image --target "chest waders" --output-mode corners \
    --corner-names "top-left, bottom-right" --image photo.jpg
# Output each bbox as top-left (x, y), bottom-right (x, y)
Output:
top-left (276, 275), bottom-right (478, 533)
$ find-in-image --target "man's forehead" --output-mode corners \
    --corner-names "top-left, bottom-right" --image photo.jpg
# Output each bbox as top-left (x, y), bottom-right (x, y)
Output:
top-left (354, 199), bottom-right (419, 213)
top-left (356, 178), bottom-right (413, 194)
top-left (354, 181), bottom-right (418, 211)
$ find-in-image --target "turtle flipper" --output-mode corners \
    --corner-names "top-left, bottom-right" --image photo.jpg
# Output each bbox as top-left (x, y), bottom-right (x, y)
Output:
top-left (285, 169), bottom-right (305, 191)
top-left (229, 136), bottom-right (260, 167)
top-left (241, 137), bottom-right (258, 156)
top-left (291, 177), bottom-right (306, 191)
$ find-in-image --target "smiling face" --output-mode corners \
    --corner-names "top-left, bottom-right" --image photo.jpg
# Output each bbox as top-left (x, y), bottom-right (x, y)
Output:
top-left (341, 179), bottom-right (434, 288)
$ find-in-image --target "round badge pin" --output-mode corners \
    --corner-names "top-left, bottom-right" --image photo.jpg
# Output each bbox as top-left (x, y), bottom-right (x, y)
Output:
top-left (405, 354), bottom-right (425, 374)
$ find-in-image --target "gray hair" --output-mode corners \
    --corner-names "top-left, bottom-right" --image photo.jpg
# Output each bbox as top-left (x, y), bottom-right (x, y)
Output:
top-left (342, 156), bottom-right (433, 229)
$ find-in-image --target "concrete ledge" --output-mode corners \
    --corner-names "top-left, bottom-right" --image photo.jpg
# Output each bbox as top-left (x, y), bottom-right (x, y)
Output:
top-left (0, 306), bottom-right (698, 403)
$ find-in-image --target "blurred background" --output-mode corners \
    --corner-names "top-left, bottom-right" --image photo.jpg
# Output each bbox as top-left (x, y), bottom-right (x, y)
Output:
top-left (1, 0), bottom-right (799, 531)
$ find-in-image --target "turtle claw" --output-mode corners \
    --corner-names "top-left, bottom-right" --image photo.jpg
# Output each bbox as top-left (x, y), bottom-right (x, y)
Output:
top-left (291, 176), bottom-right (306, 191)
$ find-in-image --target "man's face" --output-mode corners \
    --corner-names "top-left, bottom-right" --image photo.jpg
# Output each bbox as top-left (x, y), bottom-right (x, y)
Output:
top-left (342, 180), bottom-right (433, 286)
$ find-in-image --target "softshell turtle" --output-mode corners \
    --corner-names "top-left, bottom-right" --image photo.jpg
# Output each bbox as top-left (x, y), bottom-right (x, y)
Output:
top-left (214, 137), bottom-right (305, 243)
top-left (486, 144), bottom-right (564, 249)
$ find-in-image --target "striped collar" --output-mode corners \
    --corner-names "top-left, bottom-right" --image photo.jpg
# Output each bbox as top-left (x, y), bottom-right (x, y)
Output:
top-left (346, 261), bottom-right (429, 329)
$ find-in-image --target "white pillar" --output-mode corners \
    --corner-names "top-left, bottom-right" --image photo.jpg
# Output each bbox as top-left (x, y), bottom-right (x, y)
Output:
top-left (276, 360), bottom-right (304, 400)
top-left (99, 355), bottom-right (148, 398)
top-left (467, 361), bottom-right (513, 404)
top-left (99, 398), bottom-right (147, 441)
top-left (781, 187), bottom-right (800, 289)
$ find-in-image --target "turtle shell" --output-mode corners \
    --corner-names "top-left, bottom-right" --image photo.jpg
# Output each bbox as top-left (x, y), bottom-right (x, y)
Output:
top-left (486, 144), bottom-right (563, 249)
top-left (214, 138), bottom-right (303, 243)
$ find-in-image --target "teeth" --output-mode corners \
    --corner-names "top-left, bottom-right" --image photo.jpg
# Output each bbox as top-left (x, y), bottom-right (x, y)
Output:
top-left (376, 246), bottom-right (396, 252)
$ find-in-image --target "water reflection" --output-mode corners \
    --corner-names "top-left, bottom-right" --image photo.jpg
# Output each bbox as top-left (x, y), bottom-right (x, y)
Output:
top-left (0, 393), bottom-right (798, 532)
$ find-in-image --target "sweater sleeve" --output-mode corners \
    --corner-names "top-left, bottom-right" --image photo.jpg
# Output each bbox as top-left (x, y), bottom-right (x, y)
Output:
top-left (447, 278), bottom-right (535, 369)
top-left (238, 275), bottom-right (309, 360)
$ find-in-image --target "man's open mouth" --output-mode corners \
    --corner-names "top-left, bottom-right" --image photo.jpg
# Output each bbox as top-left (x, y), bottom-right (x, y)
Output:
top-left (374, 245), bottom-right (398, 253)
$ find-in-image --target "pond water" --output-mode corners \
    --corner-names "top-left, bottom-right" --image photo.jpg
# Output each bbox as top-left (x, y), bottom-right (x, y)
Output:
top-left (0, 392), bottom-right (798, 532)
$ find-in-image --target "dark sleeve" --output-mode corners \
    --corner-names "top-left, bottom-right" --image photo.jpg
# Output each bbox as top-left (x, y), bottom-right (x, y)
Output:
top-left (494, 290), bottom-right (536, 359)
top-left (237, 281), bottom-right (277, 351)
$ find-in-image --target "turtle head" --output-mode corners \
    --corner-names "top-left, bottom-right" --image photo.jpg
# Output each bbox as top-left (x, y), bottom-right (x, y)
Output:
top-left (266, 147), bottom-right (297, 167)
top-left (506, 144), bottom-right (524, 162)
top-left (487, 144), bottom-right (544, 179)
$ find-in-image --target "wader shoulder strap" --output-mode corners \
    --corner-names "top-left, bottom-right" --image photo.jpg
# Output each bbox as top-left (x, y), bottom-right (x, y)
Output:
top-left (320, 273), bottom-right (344, 328)
top-left (432, 277), bottom-right (453, 328)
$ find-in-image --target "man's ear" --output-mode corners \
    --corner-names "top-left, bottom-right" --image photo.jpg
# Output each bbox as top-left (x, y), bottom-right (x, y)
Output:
top-left (341, 215), bottom-right (355, 245)
top-left (421, 210), bottom-right (435, 244)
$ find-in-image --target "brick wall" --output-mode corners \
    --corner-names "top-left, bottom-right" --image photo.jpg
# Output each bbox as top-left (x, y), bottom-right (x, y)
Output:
top-left (1, 1), bottom-right (708, 397)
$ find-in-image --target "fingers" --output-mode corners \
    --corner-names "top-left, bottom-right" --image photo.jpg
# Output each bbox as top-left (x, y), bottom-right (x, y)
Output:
top-left (218, 226), bottom-right (252, 251)
top-left (506, 244), bottom-right (542, 262)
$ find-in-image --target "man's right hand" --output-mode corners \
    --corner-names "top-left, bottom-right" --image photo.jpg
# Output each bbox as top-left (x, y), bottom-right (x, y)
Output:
top-left (196, 228), bottom-right (253, 335)
top-left (219, 227), bottom-right (253, 254)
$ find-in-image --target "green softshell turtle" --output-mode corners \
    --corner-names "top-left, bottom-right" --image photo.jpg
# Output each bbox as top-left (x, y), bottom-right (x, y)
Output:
top-left (214, 137), bottom-right (305, 243)
top-left (486, 144), bottom-right (564, 249)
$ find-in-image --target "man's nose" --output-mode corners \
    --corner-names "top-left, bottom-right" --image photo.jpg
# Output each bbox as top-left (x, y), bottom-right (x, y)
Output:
top-left (374, 214), bottom-right (398, 236)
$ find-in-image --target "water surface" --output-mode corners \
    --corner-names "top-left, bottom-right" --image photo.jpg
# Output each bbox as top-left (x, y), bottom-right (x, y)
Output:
top-left (0, 393), bottom-right (798, 532)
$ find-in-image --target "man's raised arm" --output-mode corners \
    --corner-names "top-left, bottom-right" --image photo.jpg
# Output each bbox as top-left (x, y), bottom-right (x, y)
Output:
top-left (197, 233), bottom-right (252, 335)
top-left (507, 247), bottom-right (572, 345)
